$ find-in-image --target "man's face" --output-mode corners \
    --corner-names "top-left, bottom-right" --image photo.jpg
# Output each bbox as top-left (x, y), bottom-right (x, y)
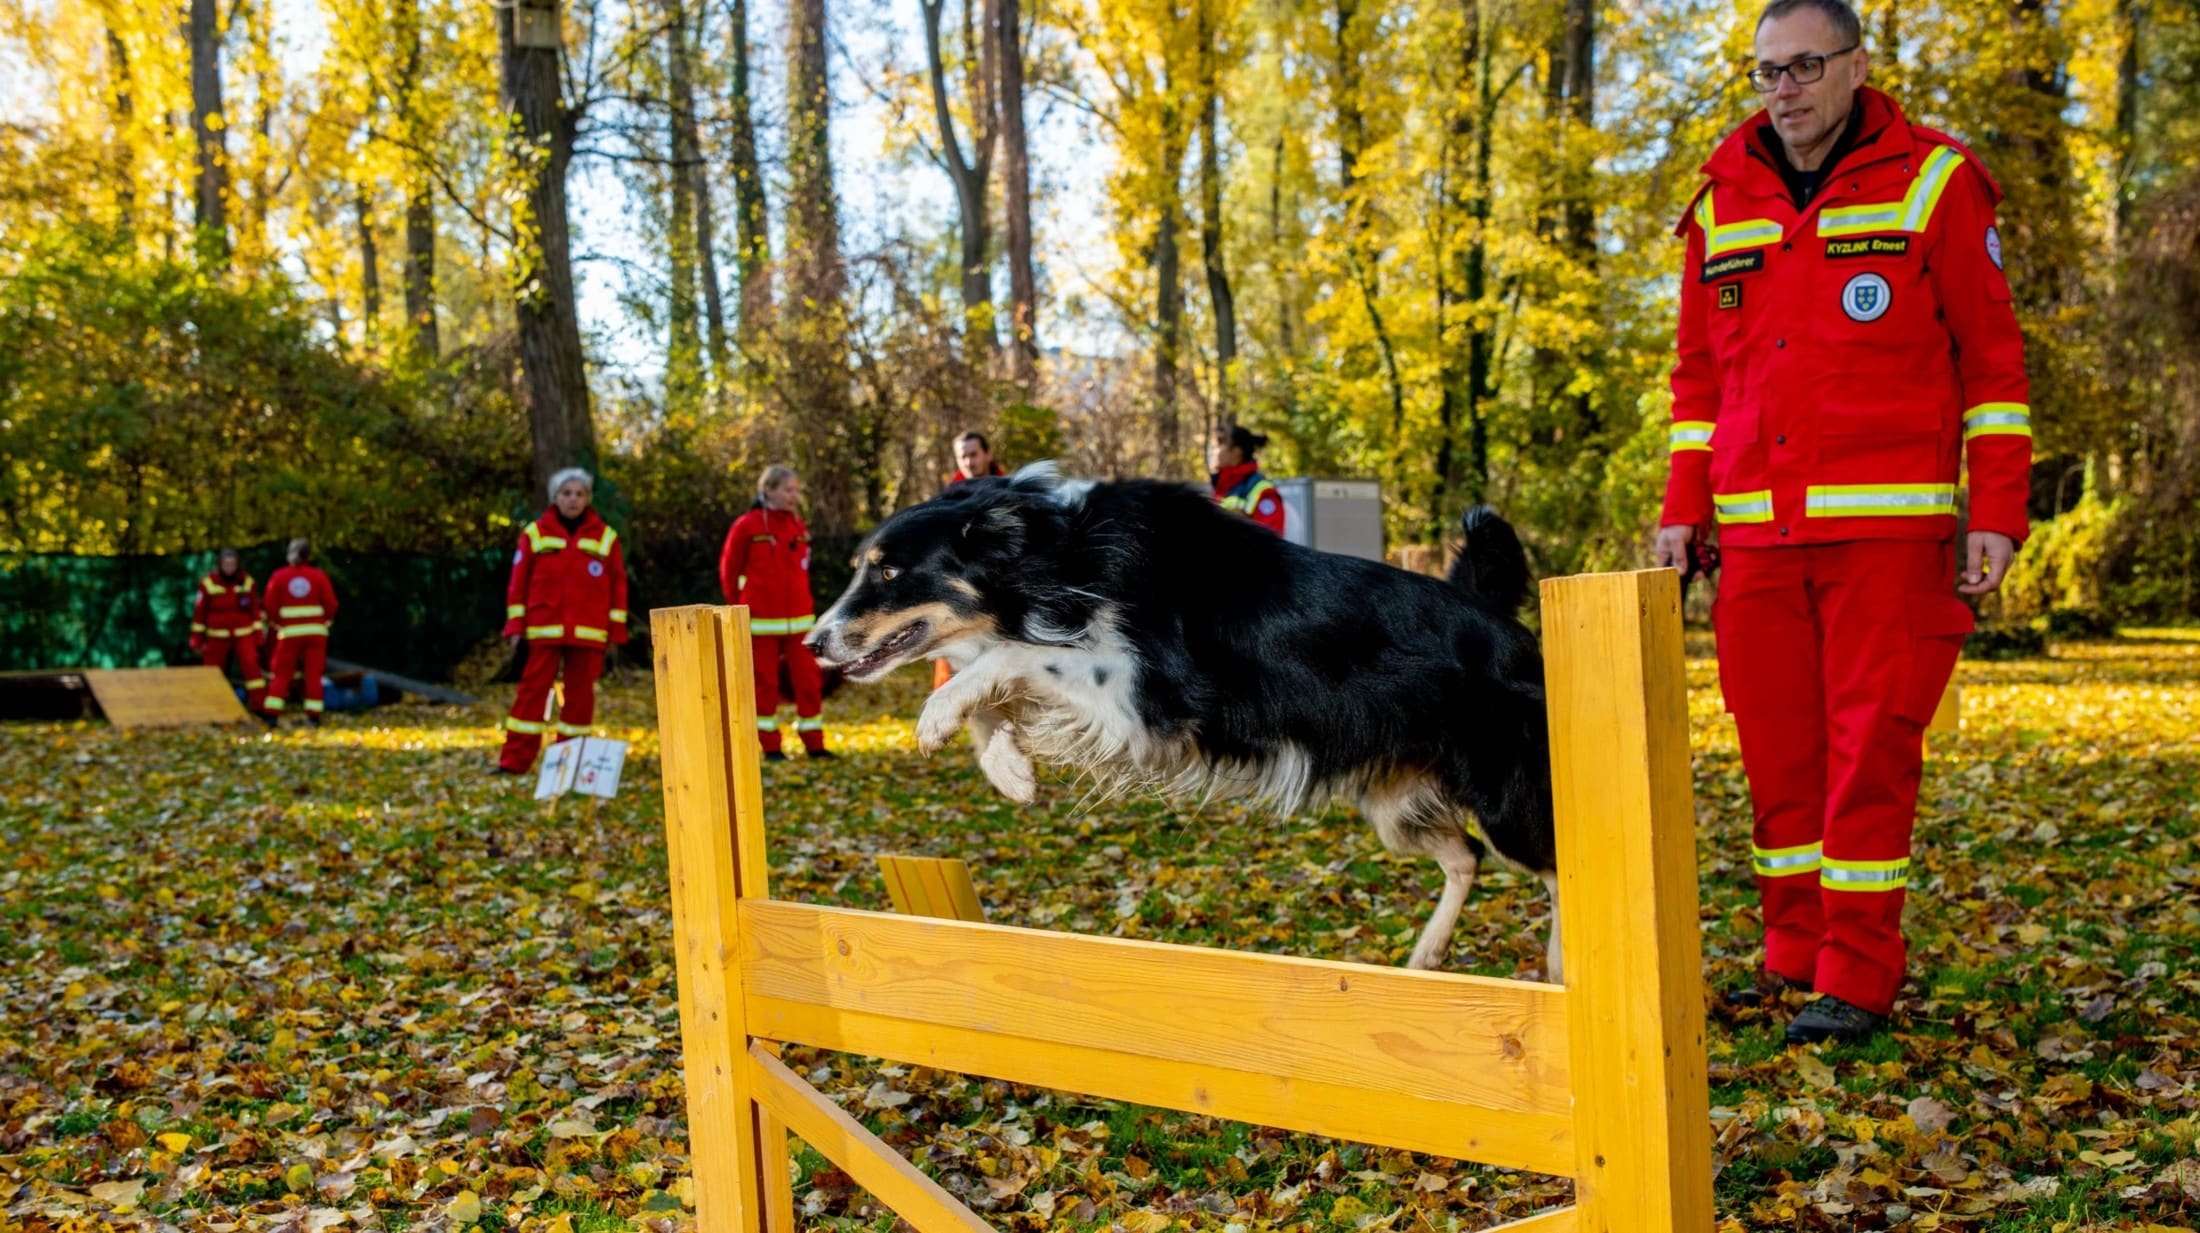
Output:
top-left (1755, 9), bottom-right (1867, 151)
top-left (956, 438), bottom-right (992, 477)
top-left (554, 480), bottom-right (591, 519)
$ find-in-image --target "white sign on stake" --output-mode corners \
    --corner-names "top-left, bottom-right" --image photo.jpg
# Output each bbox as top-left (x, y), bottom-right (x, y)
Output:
top-left (574, 738), bottom-right (628, 799)
top-left (535, 738), bottom-right (583, 800)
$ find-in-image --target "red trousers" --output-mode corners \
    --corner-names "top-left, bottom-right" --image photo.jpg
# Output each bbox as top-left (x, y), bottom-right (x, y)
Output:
top-left (1714, 540), bottom-right (1972, 1014)
top-left (499, 644), bottom-right (604, 772)
top-left (264, 635), bottom-right (328, 716)
top-left (754, 633), bottom-right (825, 754)
top-left (199, 635), bottom-right (266, 713)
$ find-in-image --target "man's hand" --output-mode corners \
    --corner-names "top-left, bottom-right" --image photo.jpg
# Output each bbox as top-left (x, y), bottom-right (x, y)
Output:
top-left (1654, 524), bottom-right (1695, 572)
top-left (1957, 531), bottom-right (2016, 596)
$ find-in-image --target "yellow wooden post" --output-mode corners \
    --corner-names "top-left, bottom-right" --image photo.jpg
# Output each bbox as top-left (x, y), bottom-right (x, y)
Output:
top-left (654, 606), bottom-right (795, 1233)
top-left (1541, 570), bottom-right (1714, 1232)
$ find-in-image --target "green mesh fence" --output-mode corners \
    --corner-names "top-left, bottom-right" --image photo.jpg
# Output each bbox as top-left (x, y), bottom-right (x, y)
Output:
top-left (0, 545), bottom-right (510, 680)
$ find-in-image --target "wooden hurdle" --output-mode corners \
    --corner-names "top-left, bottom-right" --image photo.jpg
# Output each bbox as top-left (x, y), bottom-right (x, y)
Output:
top-left (652, 569), bottom-right (1714, 1232)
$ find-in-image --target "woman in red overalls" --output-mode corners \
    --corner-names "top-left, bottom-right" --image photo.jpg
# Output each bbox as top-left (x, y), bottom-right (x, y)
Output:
top-left (495, 467), bottom-right (630, 774)
top-left (262, 540), bottom-right (339, 726)
top-left (719, 466), bottom-right (831, 760)
top-left (191, 547), bottom-right (269, 715)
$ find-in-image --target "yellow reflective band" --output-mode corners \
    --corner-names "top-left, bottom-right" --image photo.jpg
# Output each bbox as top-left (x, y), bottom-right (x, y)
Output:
top-left (204, 628), bottom-right (240, 638)
top-left (278, 605), bottom-right (324, 618)
top-left (1805, 483), bottom-right (1956, 518)
top-left (755, 716), bottom-right (780, 731)
top-left (303, 699), bottom-right (325, 713)
top-left (608, 609), bottom-right (627, 623)
top-left (573, 626), bottom-right (609, 643)
top-left (505, 716), bottom-right (547, 734)
top-left (1962, 402), bottom-right (2032, 440)
top-left (1821, 856), bottom-right (1910, 891)
top-left (578, 528), bottom-right (619, 555)
top-left (1819, 146), bottom-right (1967, 237)
top-left (525, 524), bottom-right (569, 552)
top-left (555, 722), bottom-right (591, 736)
top-left (1752, 842), bottom-right (1823, 878)
top-left (751, 618), bottom-right (794, 635)
top-left (525, 624), bottom-right (565, 639)
top-left (191, 623), bottom-right (207, 634)
top-left (202, 578), bottom-right (224, 594)
top-left (1669, 421), bottom-right (1716, 453)
top-left (788, 614), bottom-right (816, 633)
top-left (242, 679), bottom-right (265, 689)
top-left (1697, 190), bottom-right (1784, 257)
top-left (795, 717), bottom-right (824, 732)
top-left (1714, 490), bottom-right (1775, 524)
top-left (506, 604), bottom-right (525, 620)
top-left (264, 697), bottom-right (286, 711)
top-left (278, 624), bottom-right (330, 638)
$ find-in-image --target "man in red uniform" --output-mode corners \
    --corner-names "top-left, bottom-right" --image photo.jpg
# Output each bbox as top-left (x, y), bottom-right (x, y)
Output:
top-left (262, 540), bottom-right (340, 725)
top-left (1208, 423), bottom-right (1286, 535)
top-left (1656, 0), bottom-right (2031, 1044)
top-left (496, 467), bottom-right (630, 774)
top-left (191, 547), bottom-right (268, 715)
top-left (720, 465), bottom-right (831, 760)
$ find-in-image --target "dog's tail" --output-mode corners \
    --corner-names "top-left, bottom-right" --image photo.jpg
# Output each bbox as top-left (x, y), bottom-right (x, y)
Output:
top-left (1446, 506), bottom-right (1531, 614)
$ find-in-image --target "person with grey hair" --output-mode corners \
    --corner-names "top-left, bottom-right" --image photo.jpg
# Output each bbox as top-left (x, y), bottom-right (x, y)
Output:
top-left (718, 465), bottom-right (831, 760)
top-left (494, 466), bottom-right (630, 774)
top-left (262, 539), bottom-right (339, 725)
top-left (1654, 0), bottom-right (2032, 1044)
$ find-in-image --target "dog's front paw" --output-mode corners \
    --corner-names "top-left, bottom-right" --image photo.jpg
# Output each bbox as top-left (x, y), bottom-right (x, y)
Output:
top-left (915, 695), bottom-right (967, 755)
top-left (976, 724), bottom-right (1037, 803)
top-left (1404, 942), bottom-right (1450, 972)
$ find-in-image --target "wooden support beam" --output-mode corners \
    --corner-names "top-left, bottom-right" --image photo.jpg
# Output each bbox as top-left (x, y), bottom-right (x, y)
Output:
top-left (1541, 570), bottom-right (1715, 1231)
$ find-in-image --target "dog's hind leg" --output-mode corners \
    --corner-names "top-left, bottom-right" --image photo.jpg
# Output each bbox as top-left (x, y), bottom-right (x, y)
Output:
top-left (1542, 872), bottom-right (1563, 983)
top-left (1403, 827), bottom-right (1482, 970)
top-left (1363, 777), bottom-right (1484, 971)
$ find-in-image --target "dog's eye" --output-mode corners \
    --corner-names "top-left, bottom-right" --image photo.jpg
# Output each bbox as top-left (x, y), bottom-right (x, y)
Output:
top-left (878, 565), bottom-right (901, 582)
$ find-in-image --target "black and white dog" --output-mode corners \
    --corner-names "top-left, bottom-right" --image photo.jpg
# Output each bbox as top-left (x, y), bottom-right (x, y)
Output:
top-left (804, 465), bottom-right (1559, 977)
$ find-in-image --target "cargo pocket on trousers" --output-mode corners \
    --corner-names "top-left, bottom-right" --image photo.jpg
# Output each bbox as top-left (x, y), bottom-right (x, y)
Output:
top-left (1900, 595), bottom-right (1976, 724)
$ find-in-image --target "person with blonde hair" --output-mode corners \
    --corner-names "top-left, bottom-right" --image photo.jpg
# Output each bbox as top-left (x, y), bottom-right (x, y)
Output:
top-left (494, 467), bottom-right (629, 774)
top-left (718, 465), bottom-right (831, 760)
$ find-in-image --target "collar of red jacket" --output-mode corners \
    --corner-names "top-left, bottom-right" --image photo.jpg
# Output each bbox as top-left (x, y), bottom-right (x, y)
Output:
top-left (1700, 85), bottom-right (1913, 194)
top-left (948, 463), bottom-right (1007, 484)
top-left (537, 505), bottom-right (605, 538)
top-left (1211, 461), bottom-right (1262, 496)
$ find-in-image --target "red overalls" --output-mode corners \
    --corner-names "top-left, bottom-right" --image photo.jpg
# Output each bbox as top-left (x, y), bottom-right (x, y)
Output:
top-left (192, 569), bottom-right (266, 712)
top-left (262, 564), bottom-right (339, 718)
top-left (1212, 461), bottom-right (1286, 535)
top-left (1664, 88), bottom-right (2032, 1013)
top-left (719, 505), bottom-right (825, 755)
top-left (498, 507), bottom-right (630, 772)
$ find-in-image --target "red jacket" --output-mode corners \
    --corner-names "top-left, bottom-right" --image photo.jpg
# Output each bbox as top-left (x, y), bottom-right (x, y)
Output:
top-left (503, 508), bottom-right (630, 647)
top-left (946, 462), bottom-right (1006, 485)
top-left (1663, 87), bottom-right (2032, 548)
top-left (264, 564), bottom-right (338, 641)
top-left (718, 506), bottom-right (816, 636)
top-left (1213, 462), bottom-right (1286, 535)
top-left (192, 570), bottom-right (263, 643)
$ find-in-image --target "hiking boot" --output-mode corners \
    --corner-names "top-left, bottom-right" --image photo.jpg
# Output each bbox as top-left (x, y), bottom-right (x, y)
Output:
top-left (1722, 970), bottom-right (1813, 1009)
top-left (762, 750), bottom-right (788, 763)
top-left (488, 765), bottom-right (527, 777)
top-left (807, 748), bottom-right (838, 760)
top-left (1785, 994), bottom-right (1887, 1046)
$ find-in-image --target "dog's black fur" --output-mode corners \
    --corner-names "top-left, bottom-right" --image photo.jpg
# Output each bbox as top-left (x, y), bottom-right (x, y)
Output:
top-left (807, 466), bottom-right (1557, 973)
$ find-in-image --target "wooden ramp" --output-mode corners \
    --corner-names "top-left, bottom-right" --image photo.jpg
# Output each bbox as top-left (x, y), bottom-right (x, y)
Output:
top-left (84, 667), bottom-right (252, 728)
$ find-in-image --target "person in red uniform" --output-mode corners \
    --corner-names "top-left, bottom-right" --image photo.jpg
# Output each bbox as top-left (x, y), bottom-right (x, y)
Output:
top-left (719, 465), bottom-right (831, 760)
top-left (191, 547), bottom-right (269, 716)
top-left (495, 467), bottom-right (630, 774)
top-left (1655, 0), bottom-right (2031, 1044)
top-left (1208, 423), bottom-right (1286, 535)
top-left (935, 430), bottom-right (1008, 688)
top-left (262, 539), bottom-right (340, 726)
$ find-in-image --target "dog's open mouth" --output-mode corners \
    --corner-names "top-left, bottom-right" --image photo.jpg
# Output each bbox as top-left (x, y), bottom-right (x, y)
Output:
top-left (841, 620), bottom-right (929, 681)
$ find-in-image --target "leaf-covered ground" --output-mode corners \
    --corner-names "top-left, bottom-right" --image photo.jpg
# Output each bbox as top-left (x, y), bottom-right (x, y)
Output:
top-left (3, 631), bottom-right (2198, 1232)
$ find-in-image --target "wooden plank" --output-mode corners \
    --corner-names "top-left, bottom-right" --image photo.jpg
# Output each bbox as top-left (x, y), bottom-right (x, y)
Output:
top-left (1541, 571), bottom-right (1715, 1232)
top-left (84, 667), bottom-right (251, 728)
top-left (737, 900), bottom-right (1575, 1172)
top-left (653, 607), bottom-right (767, 1233)
top-left (913, 859), bottom-right (960, 920)
top-left (878, 857), bottom-right (918, 916)
top-left (747, 996), bottom-right (1576, 1176)
top-left (746, 1044), bottom-right (999, 1233)
top-left (941, 861), bottom-right (984, 923)
top-left (1486, 1207), bottom-right (1577, 1232)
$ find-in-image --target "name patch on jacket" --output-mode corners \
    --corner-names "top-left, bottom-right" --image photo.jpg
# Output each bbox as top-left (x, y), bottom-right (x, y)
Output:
top-left (1700, 251), bottom-right (1765, 283)
top-left (1825, 236), bottom-right (1911, 260)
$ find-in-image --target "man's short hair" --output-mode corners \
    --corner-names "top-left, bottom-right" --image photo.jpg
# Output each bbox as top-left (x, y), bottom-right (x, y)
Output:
top-left (1757, 0), bottom-right (1861, 45)
top-left (956, 430), bottom-right (990, 451)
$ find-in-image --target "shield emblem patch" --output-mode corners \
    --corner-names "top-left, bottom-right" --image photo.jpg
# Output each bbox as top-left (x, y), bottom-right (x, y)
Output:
top-left (1841, 272), bottom-right (1892, 323)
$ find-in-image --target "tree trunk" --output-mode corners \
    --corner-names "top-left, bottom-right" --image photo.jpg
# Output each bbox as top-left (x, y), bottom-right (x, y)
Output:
top-left (665, 0), bottom-right (704, 413)
top-left (1153, 96), bottom-right (1188, 473)
top-left (727, 0), bottom-right (772, 343)
top-left (1559, 0), bottom-right (1596, 261)
top-left (1432, 0), bottom-right (1492, 536)
top-left (104, 25), bottom-right (135, 229)
top-left (997, 0), bottom-right (1039, 388)
top-left (357, 190), bottom-right (381, 340)
top-left (394, 0), bottom-right (438, 357)
top-left (922, 0), bottom-right (999, 358)
top-left (498, 0), bottom-right (598, 490)
top-left (187, 0), bottom-right (229, 266)
top-left (1197, 0), bottom-right (1237, 417)
top-left (784, 0), bottom-right (858, 536)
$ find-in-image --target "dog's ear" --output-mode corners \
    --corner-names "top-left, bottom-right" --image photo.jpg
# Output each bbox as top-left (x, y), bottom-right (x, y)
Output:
top-left (961, 502), bottom-right (1025, 555)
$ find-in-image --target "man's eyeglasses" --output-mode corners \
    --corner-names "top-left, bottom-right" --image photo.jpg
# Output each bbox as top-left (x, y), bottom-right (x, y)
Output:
top-left (1748, 45), bottom-right (1859, 92)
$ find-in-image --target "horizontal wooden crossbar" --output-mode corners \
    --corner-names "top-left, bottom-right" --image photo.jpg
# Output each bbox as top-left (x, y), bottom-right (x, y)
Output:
top-left (738, 899), bottom-right (1577, 1176)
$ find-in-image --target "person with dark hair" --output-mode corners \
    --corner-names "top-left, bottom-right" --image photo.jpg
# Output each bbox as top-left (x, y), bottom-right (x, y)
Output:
top-left (1654, 0), bottom-right (2031, 1044)
top-left (946, 431), bottom-right (1006, 485)
top-left (719, 466), bottom-right (831, 760)
top-left (495, 467), bottom-right (630, 774)
top-left (191, 547), bottom-right (268, 716)
top-left (1207, 423), bottom-right (1285, 535)
top-left (262, 539), bottom-right (339, 726)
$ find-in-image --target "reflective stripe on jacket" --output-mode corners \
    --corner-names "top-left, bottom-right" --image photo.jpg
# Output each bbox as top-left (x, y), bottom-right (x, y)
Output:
top-left (192, 572), bottom-right (263, 639)
top-left (718, 506), bottom-right (816, 623)
top-left (263, 565), bottom-right (338, 641)
top-left (504, 508), bottom-right (630, 647)
top-left (1211, 462), bottom-right (1286, 535)
top-left (1662, 86), bottom-right (2031, 548)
